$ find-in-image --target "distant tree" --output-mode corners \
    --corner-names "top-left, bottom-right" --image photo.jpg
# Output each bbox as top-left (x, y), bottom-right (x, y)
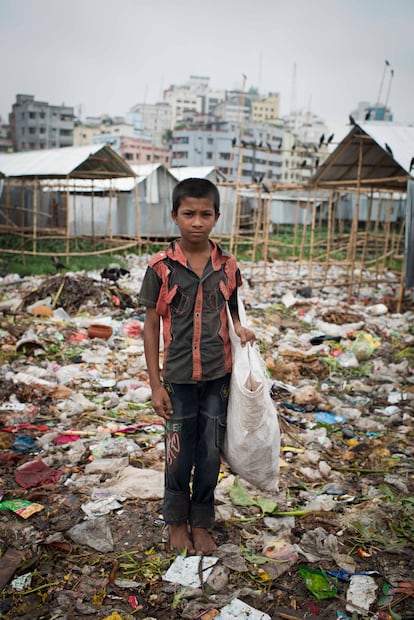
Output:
top-left (162, 129), bottom-right (173, 145)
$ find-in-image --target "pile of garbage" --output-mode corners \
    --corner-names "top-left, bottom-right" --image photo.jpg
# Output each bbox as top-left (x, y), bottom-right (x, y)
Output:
top-left (0, 257), bottom-right (413, 620)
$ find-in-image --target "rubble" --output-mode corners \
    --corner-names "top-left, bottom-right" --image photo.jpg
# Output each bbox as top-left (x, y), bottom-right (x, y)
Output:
top-left (0, 257), bottom-right (413, 619)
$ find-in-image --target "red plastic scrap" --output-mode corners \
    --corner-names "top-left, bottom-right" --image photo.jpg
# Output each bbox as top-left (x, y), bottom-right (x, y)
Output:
top-left (14, 460), bottom-right (62, 488)
top-left (389, 582), bottom-right (414, 597)
top-left (54, 434), bottom-right (81, 445)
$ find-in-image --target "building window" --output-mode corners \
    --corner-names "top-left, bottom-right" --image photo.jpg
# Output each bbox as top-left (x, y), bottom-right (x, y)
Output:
top-left (29, 127), bottom-right (36, 134)
top-left (29, 112), bottom-right (36, 119)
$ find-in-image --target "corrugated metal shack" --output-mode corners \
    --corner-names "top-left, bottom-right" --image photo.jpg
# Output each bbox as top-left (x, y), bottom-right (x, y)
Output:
top-left (308, 121), bottom-right (414, 303)
top-left (0, 144), bottom-right (136, 261)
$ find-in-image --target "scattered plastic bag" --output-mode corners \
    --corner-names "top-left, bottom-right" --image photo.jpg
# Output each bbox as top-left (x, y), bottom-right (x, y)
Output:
top-left (298, 565), bottom-right (338, 599)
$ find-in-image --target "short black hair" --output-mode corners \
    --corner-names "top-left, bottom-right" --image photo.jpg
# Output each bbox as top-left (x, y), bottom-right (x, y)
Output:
top-left (172, 178), bottom-right (220, 214)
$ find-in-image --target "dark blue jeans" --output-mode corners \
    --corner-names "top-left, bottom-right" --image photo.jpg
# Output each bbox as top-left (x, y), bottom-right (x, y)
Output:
top-left (162, 374), bottom-right (230, 529)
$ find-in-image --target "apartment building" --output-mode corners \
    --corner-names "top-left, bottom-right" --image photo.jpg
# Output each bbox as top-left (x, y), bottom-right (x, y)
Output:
top-left (127, 102), bottom-right (172, 146)
top-left (9, 94), bottom-right (74, 151)
top-left (120, 137), bottom-right (171, 166)
top-left (251, 93), bottom-right (280, 123)
top-left (74, 116), bottom-right (136, 146)
top-left (171, 121), bottom-right (285, 183)
top-left (0, 119), bottom-right (12, 152)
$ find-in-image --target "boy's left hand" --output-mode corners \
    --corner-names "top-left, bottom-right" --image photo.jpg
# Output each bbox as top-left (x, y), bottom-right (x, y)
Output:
top-left (235, 325), bottom-right (256, 346)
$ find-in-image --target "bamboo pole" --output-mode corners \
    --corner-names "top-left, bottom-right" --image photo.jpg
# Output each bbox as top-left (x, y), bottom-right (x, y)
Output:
top-left (307, 186), bottom-right (318, 285)
top-left (356, 187), bottom-right (373, 294)
top-left (347, 136), bottom-right (363, 300)
top-left (134, 177), bottom-right (141, 256)
top-left (73, 181), bottom-right (78, 249)
top-left (322, 189), bottom-right (334, 285)
top-left (298, 194), bottom-right (310, 268)
top-left (32, 178), bottom-right (38, 256)
top-left (91, 179), bottom-right (95, 248)
top-left (373, 193), bottom-right (381, 282)
top-left (108, 182), bottom-right (113, 240)
top-left (230, 144), bottom-right (244, 256)
top-left (293, 197), bottom-right (300, 259)
top-left (380, 192), bottom-right (393, 273)
top-left (251, 190), bottom-right (263, 272)
top-left (19, 181), bottom-right (25, 258)
top-left (65, 177), bottom-right (70, 262)
top-left (262, 194), bottom-right (271, 279)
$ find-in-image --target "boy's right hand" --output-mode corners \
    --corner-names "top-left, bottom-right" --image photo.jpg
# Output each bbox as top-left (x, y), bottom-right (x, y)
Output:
top-left (151, 385), bottom-right (173, 419)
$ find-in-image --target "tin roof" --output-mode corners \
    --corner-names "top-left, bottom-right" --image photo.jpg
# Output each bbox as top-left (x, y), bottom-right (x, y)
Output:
top-left (309, 122), bottom-right (414, 190)
top-left (0, 144), bottom-right (135, 179)
top-left (170, 166), bottom-right (226, 182)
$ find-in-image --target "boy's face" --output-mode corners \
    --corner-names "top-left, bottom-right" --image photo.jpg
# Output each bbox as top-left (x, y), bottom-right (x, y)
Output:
top-left (172, 197), bottom-right (219, 244)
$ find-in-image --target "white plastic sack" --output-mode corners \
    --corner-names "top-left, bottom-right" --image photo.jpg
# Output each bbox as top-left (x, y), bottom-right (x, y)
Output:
top-left (223, 296), bottom-right (280, 491)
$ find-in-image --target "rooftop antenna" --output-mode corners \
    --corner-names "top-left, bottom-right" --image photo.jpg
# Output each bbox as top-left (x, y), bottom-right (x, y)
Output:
top-left (258, 50), bottom-right (263, 92)
top-left (289, 62), bottom-right (297, 114)
top-left (384, 67), bottom-right (394, 113)
top-left (375, 59), bottom-right (390, 109)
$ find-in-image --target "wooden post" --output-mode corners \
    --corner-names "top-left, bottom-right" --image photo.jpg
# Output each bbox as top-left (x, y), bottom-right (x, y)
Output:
top-left (32, 177), bottom-right (38, 256)
top-left (322, 189), bottom-right (333, 285)
top-left (347, 136), bottom-right (363, 300)
top-left (65, 177), bottom-right (70, 262)
top-left (134, 177), bottom-right (142, 256)
top-left (108, 181), bottom-right (113, 240)
top-left (307, 186), bottom-right (318, 285)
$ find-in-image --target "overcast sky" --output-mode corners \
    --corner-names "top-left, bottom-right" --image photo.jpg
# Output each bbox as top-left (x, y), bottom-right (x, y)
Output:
top-left (2, 0), bottom-right (414, 139)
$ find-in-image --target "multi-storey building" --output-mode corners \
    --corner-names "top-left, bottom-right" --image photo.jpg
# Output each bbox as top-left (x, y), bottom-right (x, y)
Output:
top-left (127, 102), bottom-right (172, 146)
top-left (251, 93), bottom-right (280, 123)
top-left (74, 116), bottom-right (137, 146)
top-left (163, 75), bottom-right (226, 129)
top-left (119, 137), bottom-right (171, 165)
top-left (0, 118), bottom-right (12, 152)
top-left (9, 94), bottom-right (74, 151)
top-left (282, 108), bottom-right (329, 145)
top-left (171, 120), bottom-right (285, 184)
top-left (91, 133), bottom-right (170, 166)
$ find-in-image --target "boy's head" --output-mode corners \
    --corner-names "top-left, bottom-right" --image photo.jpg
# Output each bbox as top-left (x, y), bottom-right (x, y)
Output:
top-left (172, 178), bottom-right (220, 214)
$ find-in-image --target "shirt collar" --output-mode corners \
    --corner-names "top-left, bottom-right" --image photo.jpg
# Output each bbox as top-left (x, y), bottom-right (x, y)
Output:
top-left (167, 238), bottom-right (226, 271)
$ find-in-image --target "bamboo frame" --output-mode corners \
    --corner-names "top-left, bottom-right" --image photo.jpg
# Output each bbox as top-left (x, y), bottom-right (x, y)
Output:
top-left (0, 154), bottom-right (409, 306)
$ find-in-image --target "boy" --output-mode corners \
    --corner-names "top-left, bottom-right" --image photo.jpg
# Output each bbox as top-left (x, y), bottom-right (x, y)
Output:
top-left (138, 178), bottom-right (255, 555)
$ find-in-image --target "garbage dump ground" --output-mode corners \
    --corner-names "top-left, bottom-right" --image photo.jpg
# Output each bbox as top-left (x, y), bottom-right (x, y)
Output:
top-left (0, 256), bottom-right (413, 620)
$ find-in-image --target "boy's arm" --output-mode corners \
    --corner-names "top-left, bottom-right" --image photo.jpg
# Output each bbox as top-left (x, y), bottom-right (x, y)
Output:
top-left (143, 307), bottom-right (173, 419)
top-left (230, 306), bottom-right (255, 345)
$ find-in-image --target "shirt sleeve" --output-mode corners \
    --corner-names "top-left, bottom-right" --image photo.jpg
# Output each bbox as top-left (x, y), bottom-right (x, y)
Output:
top-left (138, 266), bottom-right (162, 308)
top-left (227, 268), bottom-right (241, 312)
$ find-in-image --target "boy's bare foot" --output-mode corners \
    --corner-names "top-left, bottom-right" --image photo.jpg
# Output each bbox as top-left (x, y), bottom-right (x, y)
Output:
top-left (191, 527), bottom-right (217, 555)
top-left (168, 523), bottom-right (195, 554)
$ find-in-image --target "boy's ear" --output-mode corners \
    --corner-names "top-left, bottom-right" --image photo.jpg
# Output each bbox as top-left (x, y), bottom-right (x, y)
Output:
top-left (215, 211), bottom-right (220, 223)
top-left (171, 209), bottom-right (177, 222)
